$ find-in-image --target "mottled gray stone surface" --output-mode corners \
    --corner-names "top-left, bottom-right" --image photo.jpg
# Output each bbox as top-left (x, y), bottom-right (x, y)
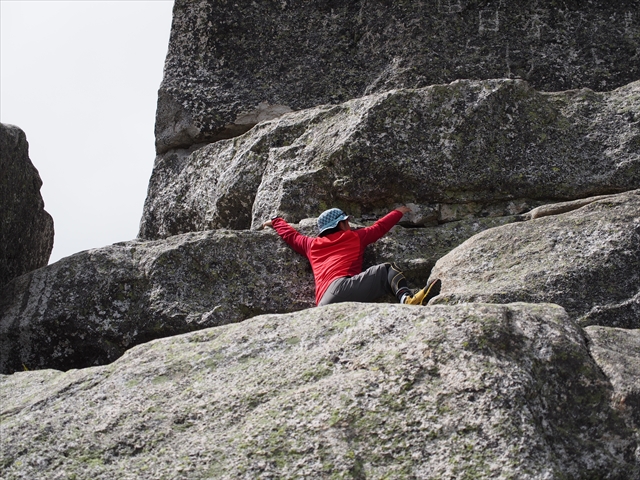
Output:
top-left (586, 326), bottom-right (640, 437)
top-left (0, 230), bottom-right (313, 374)
top-left (156, 0), bottom-right (640, 152)
top-left (141, 79), bottom-right (640, 240)
top-left (1, 303), bottom-right (637, 479)
top-left (0, 123), bottom-right (54, 287)
top-left (429, 190), bottom-right (640, 329)
top-left (2, 2), bottom-right (639, 477)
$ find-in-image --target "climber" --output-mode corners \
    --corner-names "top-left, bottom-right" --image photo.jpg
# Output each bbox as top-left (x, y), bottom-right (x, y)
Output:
top-left (262, 206), bottom-right (441, 307)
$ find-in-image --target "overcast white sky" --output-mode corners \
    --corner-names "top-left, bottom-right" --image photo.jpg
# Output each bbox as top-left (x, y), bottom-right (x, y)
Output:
top-left (1, 0), bottom-right (174, 263)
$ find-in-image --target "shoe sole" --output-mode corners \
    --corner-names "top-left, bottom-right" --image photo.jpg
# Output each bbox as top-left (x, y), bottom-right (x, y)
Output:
top-left (421, 279), bottom-right (442, 305)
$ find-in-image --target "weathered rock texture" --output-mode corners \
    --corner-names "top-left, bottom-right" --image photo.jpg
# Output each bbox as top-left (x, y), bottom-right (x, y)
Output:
top-left (0, 123), bottom-right (54, 288)
top-left (1, 2), bottom-right (639, 478)
top-left (1, 303), bottom-right (637, 479)
top-left (429, 190), bottom-right (640, 329)
top-left (0, 230), bottom-right (313, 374)
top-left (156, 0), bottom-right (640, 153)
top-left (141, 79), bottom-right (640, 240)
top-left (586, 326), bottom-right (640, 445)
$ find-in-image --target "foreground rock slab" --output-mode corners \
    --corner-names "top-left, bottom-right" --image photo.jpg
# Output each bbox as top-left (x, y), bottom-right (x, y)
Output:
top-left (1, 303), bottom-right (637, 479)
top-left (0, 123), bottom-right (54, 287)
top-left (156, 0), bottom-right (640, 152)
top-left (430, 190), bottom-right (640, 329)
top-left (141, 79), bottom-right (640, 240)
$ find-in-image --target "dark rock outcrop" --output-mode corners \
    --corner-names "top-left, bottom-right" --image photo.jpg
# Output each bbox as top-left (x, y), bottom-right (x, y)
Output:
top-left (141, 79), bottom-right (640, 240)
top-left (429, 190), bottom-right (640, 329)
top-left (156, 0), bottom-right (640, 153)
top-left (0, 123), bottom-right (54, 288)
top-left (1, 303), bottom-right (637, 479)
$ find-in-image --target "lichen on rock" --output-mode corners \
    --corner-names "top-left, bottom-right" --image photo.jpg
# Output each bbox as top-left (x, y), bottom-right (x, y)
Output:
top-left (586, 326), bottom-right (640, 434)
top-left (1, 303), bottom-right (637, 478)
top-left (155, 0), bottom-right (640, 152)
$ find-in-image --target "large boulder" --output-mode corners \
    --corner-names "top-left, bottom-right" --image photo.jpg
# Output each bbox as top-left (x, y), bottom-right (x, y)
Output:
top-left (156, 0), bottom-right (640, 152)
top-left (0, 230), bottom-right (313, 374)
top-left (429, 190), bottom-right (640, 329)
top-left (140, 79), bottom-right (640, 240)
top-left (1, 303), bottom-right (637, 479)
top-left (0, 123), bottom-right (54, 287)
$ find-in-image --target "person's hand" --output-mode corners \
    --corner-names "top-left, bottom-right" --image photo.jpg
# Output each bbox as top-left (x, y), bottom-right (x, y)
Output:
top-left (396, 205), bottom-right (411, 215)
top-left (262, 220), bottom-right (274, 229)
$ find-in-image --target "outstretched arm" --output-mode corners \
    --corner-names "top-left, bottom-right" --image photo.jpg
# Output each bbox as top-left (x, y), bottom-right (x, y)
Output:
top-left (265, 217), bottom-right (313, 258)
top-left (357, 206), bottom-right (411, 245)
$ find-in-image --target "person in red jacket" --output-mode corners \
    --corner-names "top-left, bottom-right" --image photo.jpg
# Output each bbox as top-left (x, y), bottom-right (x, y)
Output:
top-left (263, 206), bottom-right (441, 306)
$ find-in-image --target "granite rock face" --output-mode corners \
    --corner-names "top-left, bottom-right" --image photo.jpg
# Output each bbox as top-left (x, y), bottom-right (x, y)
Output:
top-left (586, 326), bottom-right (640, 441)
top-left (1, 303), bottom-right (637, 479)
top-left (156, 0), bottom-right (640, 153)
top-left (141, 79), bottom-right (640, 240)
top-left (429, 190), bottom-right (640, 329)
top-left (1, 2), bottom-right (639, 477)
top-left (586, 326), bottom-right (640, 468)
top-left (0, 123), bottom-right (54, 288)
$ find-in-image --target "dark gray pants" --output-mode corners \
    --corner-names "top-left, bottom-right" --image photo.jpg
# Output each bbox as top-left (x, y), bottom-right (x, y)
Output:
top-left (318, 264), bottom-right (393, 306)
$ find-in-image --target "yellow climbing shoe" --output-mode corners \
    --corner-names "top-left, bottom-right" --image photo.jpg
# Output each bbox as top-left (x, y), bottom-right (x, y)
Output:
top-left (402, 279), bottom-right (441, 305)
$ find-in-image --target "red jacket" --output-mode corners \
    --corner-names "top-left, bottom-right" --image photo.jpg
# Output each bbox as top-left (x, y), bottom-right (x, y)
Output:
top-left (272, 210), bottom-right (403, 305)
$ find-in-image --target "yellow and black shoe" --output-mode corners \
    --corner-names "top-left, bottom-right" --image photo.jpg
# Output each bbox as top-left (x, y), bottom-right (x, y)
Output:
top-left (402, 279), bottom-right (442, 305)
